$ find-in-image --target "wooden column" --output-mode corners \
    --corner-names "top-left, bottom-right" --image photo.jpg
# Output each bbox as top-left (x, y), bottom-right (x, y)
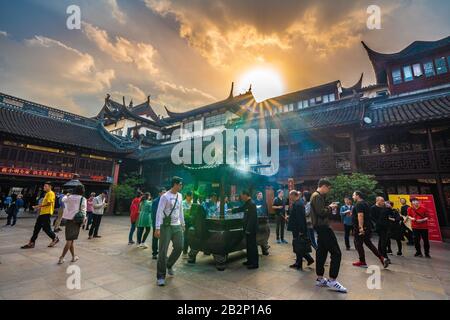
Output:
top-left (349, 131), bottom-right (358, 172)
top-left (427, 128), bottom-right (448, 226)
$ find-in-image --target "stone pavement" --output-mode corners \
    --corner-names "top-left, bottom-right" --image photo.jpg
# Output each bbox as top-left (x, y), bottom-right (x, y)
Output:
top-left (0, 215), bottom-right (449, 300)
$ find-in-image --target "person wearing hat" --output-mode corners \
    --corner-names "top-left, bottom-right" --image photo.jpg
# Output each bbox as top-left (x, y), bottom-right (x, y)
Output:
top-left (88, 190), bottom-right (108, 239)
top-left (21, 181), bottom-right (59, 249)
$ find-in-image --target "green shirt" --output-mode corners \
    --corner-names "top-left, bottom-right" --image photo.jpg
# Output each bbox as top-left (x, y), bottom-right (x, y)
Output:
top-left (137, 200), bottom-right (152, 228)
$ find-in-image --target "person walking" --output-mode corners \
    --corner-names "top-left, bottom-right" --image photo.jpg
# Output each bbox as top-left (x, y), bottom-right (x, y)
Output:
top-left (84, 192), bottom-right (95, 231)
top-left (372, 196), bottom-right (390, 263)
top-left (88, 191), bottom-right (107, 239)
top-left (231, 190), bottom-right (259, 269)
top-left (129, 191), bottom-right (143, 245)
top-left (151, 188), bottom-right (166, 259)
top-left (182, 191), bottom-right (193, 258)
top-left (352, 191), bottom-right (389, 269)
top-left (21, 182), bottom-right (59, 249)
top-left (255, 191), bottom-right (270, 255)
top-left (155, 177), bottom-right (184, 286)
top-left (339, 196), bottom-right (354, 250)
top-left (408, 198), bottom-right (431, 258)
top-left (272, 190), bottom-right (287, 244)
top-left (136, 192), bottom-right (152, 248)
top-left (57, 185), bottom-right (86, 264)
top-left (288, 190), bottom-right (314, 270)
top-left (310, 179), bottom-right (347, 293)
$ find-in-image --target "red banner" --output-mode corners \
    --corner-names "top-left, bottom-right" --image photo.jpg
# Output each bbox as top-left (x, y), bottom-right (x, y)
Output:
top-left (410, 194), bottom-right (443, 242)
top-left (0, 166), bottom-right (110, 183)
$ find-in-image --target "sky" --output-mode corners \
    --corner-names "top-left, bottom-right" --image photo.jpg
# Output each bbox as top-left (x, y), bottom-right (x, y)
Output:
top-left (0, 0), bottom-right (449, 117)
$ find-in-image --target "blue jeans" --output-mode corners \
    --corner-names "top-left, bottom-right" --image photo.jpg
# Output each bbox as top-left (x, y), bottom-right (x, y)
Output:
top-left (129, 223), bottom-right (136, 243)
top-left (86, 212), bottom-right (93, 229)
top-left (308, 227), bottom-right (318, 250)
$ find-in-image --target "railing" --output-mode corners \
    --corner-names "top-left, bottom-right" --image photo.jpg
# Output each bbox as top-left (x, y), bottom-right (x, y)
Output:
top-left (279, 152), bottom-right (352, 177)
top-left (436, 149), bottom-right (450, 172)
top-left (359, 150), bottom-right (433, 174)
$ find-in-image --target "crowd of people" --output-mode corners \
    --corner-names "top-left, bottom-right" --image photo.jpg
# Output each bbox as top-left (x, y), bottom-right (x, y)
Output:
top-left (4, 175), bottom-right (434, 293)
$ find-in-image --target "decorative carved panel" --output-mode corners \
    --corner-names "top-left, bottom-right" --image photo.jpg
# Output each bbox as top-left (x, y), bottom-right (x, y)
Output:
top-left (437, 149), bottom-right (450, 172)
top-left (359, 151), bottom-right (432, 174)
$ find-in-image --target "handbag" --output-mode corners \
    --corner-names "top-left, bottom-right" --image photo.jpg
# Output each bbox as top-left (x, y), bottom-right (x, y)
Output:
top-left (73, 197), bottom-right (85, 225)
top-left (293, 234), bottom-right (312, 254)
top-left (163, 195), bottom-right (178, 227)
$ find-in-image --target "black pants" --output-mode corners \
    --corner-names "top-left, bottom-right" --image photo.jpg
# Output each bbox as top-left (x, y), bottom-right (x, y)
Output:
top-left (152, 225), bottom-right (159, 257)
top-left (354, 229), bottom-right (382, 263)
top-left (246, 232), bottom-right (259, 267)
top-left (6, 208), bottom-right (18, 226)
top-left (88, 214), bottom-right (102, 237)
top-left (315, 226), bottom-right (341, 279)
top-left (183, 222), bottom-right (190, 254)
top-left (292, 231), bottom-right (314, 266)
top-left (344, 224), bottom-right (353, 249)
top-left (413, 229), bottom-right (430, 255)
top-left (30, 214), bottom-right (56, 242)
top-left (275, 215), bottom-right (285, 240)
top-left (387, 238), bottom-right (402, 254)
top-left (377, 228), bottom-right (389, 258)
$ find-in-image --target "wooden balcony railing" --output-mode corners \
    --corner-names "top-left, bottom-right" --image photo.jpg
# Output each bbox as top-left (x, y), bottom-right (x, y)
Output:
top-left (359, 150), bottom-right (433, 174)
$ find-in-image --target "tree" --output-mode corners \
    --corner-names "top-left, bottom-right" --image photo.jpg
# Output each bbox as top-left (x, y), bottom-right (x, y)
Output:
top-left (114, 172), bottom-right (144, 213)
top-left (328, 173), bottom-right (382, 204)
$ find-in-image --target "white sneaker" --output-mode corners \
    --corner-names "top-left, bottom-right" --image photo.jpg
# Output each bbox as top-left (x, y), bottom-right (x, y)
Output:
top-left (327, 280), bottom-right (347, 293)
top-left (140, 243), bottom-right (148, 249)
top-left (315, 277), bottom-right (328, 287)
top-left (157, 278), bottom-right (165, 286)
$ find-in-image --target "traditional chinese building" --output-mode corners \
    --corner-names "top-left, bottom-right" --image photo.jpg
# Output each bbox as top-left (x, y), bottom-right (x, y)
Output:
top-left (0, 93), bottom-right (137, 211)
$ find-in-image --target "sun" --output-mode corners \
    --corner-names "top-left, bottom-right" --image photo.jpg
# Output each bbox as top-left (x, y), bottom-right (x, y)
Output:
top-left (236, 66), bottom-right (285, 102)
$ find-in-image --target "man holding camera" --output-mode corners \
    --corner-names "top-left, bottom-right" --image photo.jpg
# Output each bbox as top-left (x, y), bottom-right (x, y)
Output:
top-left (155, 177), bottom-right (185, 286)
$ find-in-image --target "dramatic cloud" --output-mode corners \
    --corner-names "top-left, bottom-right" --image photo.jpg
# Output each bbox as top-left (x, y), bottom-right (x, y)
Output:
top-left (106, 0), bottom-right (127, 24)
top-left (83, 22), bottom-right (159, 74)
top-left (143, 0), bottom-right (386, 66)
top-left (0, 34), bottom-right (115, 114)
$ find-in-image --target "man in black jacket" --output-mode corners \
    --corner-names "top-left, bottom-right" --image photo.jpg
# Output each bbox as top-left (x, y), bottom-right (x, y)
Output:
top-left (287, 190), bottom-right (314, 270)
top-left (232, 190), bottom-right (259, 269)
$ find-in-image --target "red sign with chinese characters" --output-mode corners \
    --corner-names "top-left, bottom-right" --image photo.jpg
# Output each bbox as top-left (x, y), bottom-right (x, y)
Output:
top-left (0, 166), bottom-right (110, 183)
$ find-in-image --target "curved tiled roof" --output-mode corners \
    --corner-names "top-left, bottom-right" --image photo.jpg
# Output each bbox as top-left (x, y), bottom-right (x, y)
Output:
top-left (0, 93), bottom-right (137, 154)
top-left (364, 88), bottom-right (450, 127)
top-left (362, 36), bottom-right (450, 84)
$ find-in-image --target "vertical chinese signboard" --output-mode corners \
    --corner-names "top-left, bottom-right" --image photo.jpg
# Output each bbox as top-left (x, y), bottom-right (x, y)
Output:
top-left (388, 194), bottom-right (443, 242)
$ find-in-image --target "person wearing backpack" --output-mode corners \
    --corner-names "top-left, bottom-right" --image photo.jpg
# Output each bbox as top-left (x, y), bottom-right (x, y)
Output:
top-left (57, 185), bottom-right (86, 264)
top-left (155, 177), bottom-right (185, 286)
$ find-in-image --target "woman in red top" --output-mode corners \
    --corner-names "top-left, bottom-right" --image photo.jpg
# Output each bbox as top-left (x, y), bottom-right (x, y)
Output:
top-left (407, 198), bottom-right (430, 258)
top-left (128, 191), bottom-right (143, 245)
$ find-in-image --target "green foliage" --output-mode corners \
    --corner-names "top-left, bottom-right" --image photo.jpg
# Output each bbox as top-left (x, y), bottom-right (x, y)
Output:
top-left (114, 172), bottom-right (144, 211)
top-left (327, 173), bottom-right (382, 204)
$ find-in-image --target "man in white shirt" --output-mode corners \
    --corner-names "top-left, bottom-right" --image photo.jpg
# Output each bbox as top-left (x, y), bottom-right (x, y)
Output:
top-left (88, 191), bottom-right (108, 239)
top-left (155, 177), bottom-right (185, 286)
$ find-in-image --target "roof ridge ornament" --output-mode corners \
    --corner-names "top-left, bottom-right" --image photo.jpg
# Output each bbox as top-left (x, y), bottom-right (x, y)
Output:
top-left (228, 82), bottom-right (234, 99)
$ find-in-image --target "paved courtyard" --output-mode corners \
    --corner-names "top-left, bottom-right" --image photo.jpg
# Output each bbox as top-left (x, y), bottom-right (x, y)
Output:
top-left (1, 214), bottom-right (449, 300)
